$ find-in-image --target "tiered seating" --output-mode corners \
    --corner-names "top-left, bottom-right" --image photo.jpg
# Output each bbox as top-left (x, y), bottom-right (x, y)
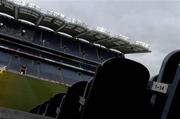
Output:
top-left (39, 63), bottom-right (61, 82)
top-left (41, 31), bottom-right (61, 50)
top-left (0, 16), bottom-right (121, 86)
top-left (20, 25), bottom-right (35, 42)
top-left (0, 15), bottom-right (119, 64)
top-left (0, 16), bottom-right (34, 42)
top-left (97, 48), bottom-right (115, 62)
top-left (0, 51), bottom-right (12, 66)
top-left (29, 57), bottom-right (152, 118)
top-left (30, 81), bottom-right (88, 119)
top-left (30, 52), bottom-right (180, 119)
top-left (62, 68), bottom-right (83, 84)
top-left (45, 93), bottom-right (65, 118)
top-left (0, 50), bottom-right (93, 85)
top-left (8, 55), bottom-right (21, 71)
top-left (26, 60), bottom-right (40, 76)
top-left (61, 37), bottom-right (80, 57)
top-left (33, 30), bottom-right (42, 45)
top-left (79, 42), bottom-right (98, 62)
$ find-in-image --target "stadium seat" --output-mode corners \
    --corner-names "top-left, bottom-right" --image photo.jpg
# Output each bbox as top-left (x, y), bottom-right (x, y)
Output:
top-left (30, 105), bottom-right (41, 114)
top-left (80, 42), bottom-right (99, 62)
top-left (147, 50), bottom-right (180, 119)
top-left (30, 93), bottom-right (65, 117)
top-left (45, 93), bottom-right (66, 118)
top-left (38, 101), bottom-right (49, 115)
top-left (57, 81), bottom-right (88, 119)
top-left (80, 58), bottom-right (153, 119)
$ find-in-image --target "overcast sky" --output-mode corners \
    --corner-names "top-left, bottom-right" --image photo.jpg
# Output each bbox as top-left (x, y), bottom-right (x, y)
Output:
top-left (24, 0), bottom-right (180, 76)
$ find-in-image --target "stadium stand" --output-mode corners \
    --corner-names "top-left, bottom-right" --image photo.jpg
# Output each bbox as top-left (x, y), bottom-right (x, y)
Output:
top-left (61, 36), bottom-right (80, 57)
top-left (39, 62), bottom-right (61, 81)
top-left (0, 0), bottom-right (150, 85)
top-left (3, 1), bottom-right (173, 118)
top-left (80, 42), bottom-right (99, 62)
top-left (0, 51), bottom-right (11, 66)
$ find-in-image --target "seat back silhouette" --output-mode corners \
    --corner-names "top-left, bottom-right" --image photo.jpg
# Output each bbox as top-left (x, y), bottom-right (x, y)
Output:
top-left (57, 81), bottom-right (88, 119)
top-left (30, 105), bottom-right (41, 114)
top-left (81, 58), bottom-right (152, 119)
top-left (45, 93), bottom-right (65, 118)
top-left (148, 50), bottom-right (180, 119)
top-left (38, 100), bottom-right (49, 115)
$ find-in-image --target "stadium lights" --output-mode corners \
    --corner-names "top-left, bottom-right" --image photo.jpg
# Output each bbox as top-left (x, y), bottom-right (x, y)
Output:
top-left (6, 0), bottom-right (150, 53)
top-left (110, 33), bottom-right (129, 41)
top-left (96, 26), bottom-right (110, 35)
top-left (96, 26), bottom-right (106, 33)
top-left (135, 41), bottom-right (150, 49)
top-left (8, 0), bottom-right (41, 11)
top-left (67, 18), bottom-right (87, 27)
top-left (46, 11), bottom-right (65, 19)
top-left (71, 18), bottom-right (81, 24)
top-left (71, 18), bottom-right (77, 24)
top-left (26, 3), bottom-right (41, 11)
top-left (8, 0), bottom-right (26, 6)
top-left (118, 34), bottom-right (129, 41)
top-left (59, 13), bottom-right (65, 19)
top-left (46, 10), bottom-right (56, 16)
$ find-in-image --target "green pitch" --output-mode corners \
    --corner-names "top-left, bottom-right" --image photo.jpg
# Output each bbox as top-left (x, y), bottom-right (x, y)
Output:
top-left (0, 71), bottom-right (67, 111)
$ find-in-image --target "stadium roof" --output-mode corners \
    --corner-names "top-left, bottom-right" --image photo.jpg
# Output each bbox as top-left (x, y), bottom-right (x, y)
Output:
top-left (0, 0), bottom-right (151, 54)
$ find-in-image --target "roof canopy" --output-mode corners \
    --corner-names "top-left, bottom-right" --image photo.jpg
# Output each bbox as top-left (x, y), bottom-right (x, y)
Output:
top-left (0, 0), bottom-right (151, 54)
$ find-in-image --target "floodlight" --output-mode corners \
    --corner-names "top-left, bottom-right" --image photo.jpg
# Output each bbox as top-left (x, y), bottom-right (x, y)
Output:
top-left (135, 41), bottom-right (150, 49)
top-left (96, 27), bottom-right (106, 33)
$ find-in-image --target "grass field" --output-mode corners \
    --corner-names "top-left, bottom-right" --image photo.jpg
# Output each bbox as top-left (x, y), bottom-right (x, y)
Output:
top-left (0, 71), bottom-right (67, 111)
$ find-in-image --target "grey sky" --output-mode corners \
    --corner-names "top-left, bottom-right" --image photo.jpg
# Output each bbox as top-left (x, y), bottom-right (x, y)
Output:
top-left (25, 0), bottom-right (180, 76)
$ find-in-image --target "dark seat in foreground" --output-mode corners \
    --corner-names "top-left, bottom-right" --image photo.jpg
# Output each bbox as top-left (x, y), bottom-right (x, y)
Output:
top-left (57, 81), bottom-right (88, 119)
top-left (148, 50), bottom-right (180, 119)
top-left (45, 93), bottom-right (65, 118)
top-left (80, 58), bottom-right (152, 119)
top-left (29, 52), bottom-right (180, 119)
top-left (29, 93), bottom-right (65, 118)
